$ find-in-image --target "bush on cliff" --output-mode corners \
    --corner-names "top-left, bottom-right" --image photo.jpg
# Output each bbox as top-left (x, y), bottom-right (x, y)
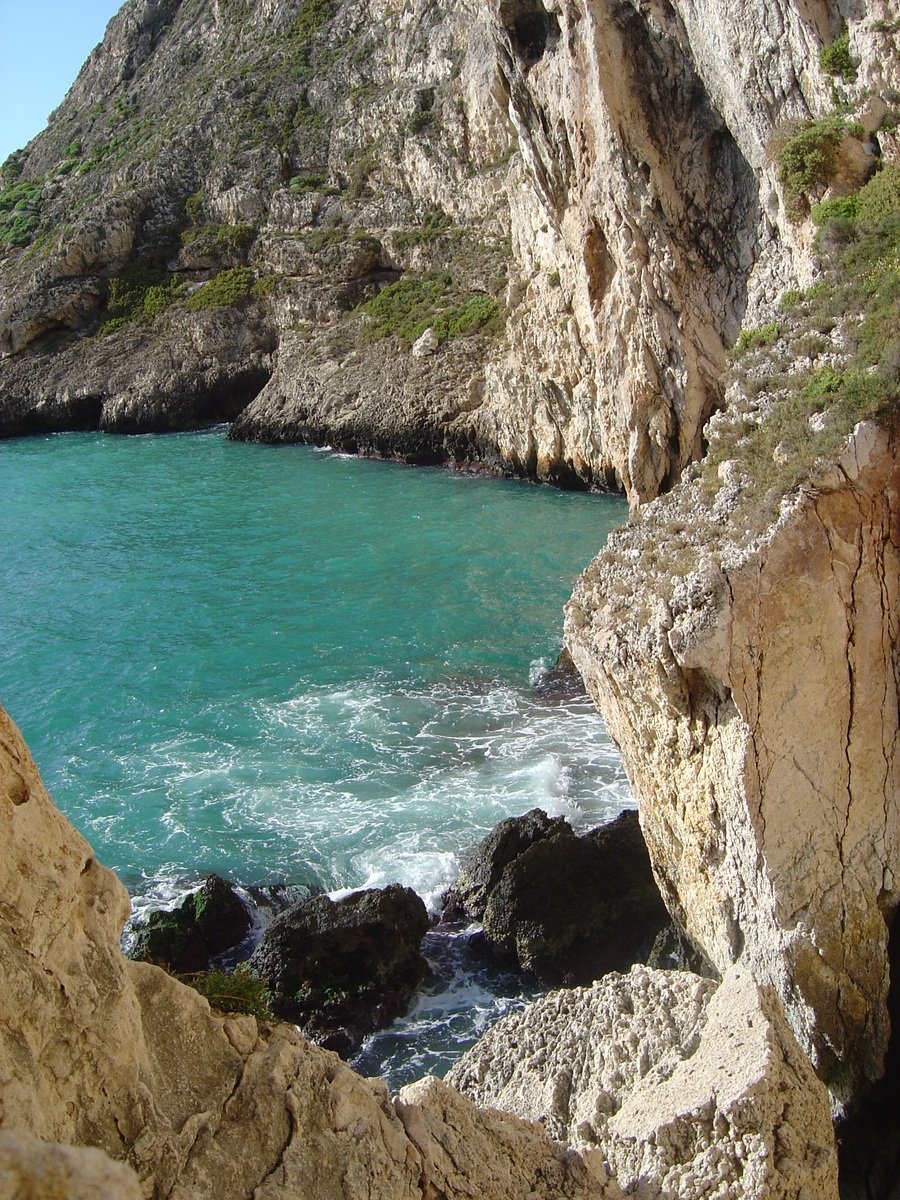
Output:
top-left (358, 273), bottom-right (502, 346)
top-left (185, 267), bottom-right (254, 312)
top-left (714, 164), bottom-right (899, 513)
top-left (177, 964), bottom-right (275, 1021)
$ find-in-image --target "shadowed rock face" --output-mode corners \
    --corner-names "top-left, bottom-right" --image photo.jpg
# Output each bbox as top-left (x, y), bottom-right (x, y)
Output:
top-left (0, 0), bottom-right (840, 501)
top-left (444, 808), bottom-right (670, 985)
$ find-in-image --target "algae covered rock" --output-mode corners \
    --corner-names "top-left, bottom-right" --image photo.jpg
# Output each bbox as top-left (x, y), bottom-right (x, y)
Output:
top-left (129, 873), bottom-right (252, 972)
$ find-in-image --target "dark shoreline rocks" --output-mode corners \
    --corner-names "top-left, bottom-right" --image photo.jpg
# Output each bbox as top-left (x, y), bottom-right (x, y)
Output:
top-left (443, 808), bottom-right (673, 986)
top-left (129, 874), bottom-right (252, 973)
top-left (249, 884), bottom-right (430, 1055)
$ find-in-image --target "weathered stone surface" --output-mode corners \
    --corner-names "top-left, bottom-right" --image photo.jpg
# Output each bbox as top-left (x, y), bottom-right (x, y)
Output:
top-left (130, 873), bottom-right (252, 972)
top-left (396, 1075), bottom-right (613, 1200)
top-left (0, 1128), bottom-right (141, 1200)
top-left (249, 884), bottom-right (430, 1053)
top-left (449, 965), bottom-right (840, 1200)
top-left (566, 420), bottom-right (900, 1107)
top-left (444, 808), bottom-right (670, 985)
top-left (3, 0), bottom-right (889, 501)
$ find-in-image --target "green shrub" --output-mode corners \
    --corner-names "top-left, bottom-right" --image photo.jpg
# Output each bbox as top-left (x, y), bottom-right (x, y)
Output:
top-left (0, 178), bottom-right (43, 247)
top-left (855, 164), bottom-right (900, 226)
top-left (819, 30), bottom-right (856, 81)
top-left (777, 115), bottom-right (849, 203)
top-left (811, 194), bottom-right (860, 226)
top-left (102, 261), bottom-right (180, 328)
top-left (358, 274), bottom-right (502, 345)
top-left (778, 288), bottom-right (804, 310)
top-left (733, 321), bottom-right (781, 354)
top-left (251, 273), bottom-right (280, 298)
top-left (181, 223), bottom-right (257, 258)
top-left (185, 190), bottom-right (204, 224)
top-left (186, 267), bottom-right (254, 311)
top-left (177, 964), bottom-right (275, 1021)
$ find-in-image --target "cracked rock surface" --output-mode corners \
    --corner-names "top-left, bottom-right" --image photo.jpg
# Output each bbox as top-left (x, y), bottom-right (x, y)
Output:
top-left (566, 420), bottom-right (900, 1109)
top-left (449, 964), bottom-right (839, 1200)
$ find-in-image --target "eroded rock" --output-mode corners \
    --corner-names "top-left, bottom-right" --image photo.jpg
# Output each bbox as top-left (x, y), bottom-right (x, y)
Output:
top-left (449, 965), bottom-right (840, 1200)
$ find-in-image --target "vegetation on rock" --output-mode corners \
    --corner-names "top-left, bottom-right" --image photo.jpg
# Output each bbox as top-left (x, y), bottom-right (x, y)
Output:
top-left (707, 163), bottom-right (899, 515)
top-left (0, 179), bottom-right (43, 248)
top-left (185, 267), bottom-right (255, 311)
top-left (358, 274), bottom-right (502, 346)
top-left (819, 29), bottom-right (857, 82)
top-left (176, 963), bottom-right (276, 1021)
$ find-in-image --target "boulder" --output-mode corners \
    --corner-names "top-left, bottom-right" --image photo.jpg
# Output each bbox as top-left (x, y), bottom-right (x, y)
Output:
top-left (444, 808), bottom-right (670, 985)
top-left (129, 873), bottom-right (252, 973)
top-left (448, 964), bottom-right (840, 1200)
top-left (249, 884), bottom-right (430, 1053)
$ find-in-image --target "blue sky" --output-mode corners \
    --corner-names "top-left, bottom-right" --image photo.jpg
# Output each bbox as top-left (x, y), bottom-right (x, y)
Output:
top-left (0, 0), bottom-right (123, 163)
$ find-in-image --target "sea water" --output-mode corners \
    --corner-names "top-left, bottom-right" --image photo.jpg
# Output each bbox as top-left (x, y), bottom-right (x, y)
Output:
top-left (1, 427), bottom-right (631, 1085)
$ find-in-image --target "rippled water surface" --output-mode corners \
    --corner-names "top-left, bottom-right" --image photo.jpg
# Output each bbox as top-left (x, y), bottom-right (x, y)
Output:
top-left (1, 428), bottom-right (631, 1080)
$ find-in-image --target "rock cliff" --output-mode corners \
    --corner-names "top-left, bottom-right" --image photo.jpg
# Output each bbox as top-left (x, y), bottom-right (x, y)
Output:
top-left (3, 0), bottom-right (893, 499)
top-left (566, 413), bottom-right (900, 1112)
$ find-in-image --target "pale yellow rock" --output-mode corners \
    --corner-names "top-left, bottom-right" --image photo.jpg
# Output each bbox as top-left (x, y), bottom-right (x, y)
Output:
top-left (566, 421), bottom-right (900, 1107)
top-left (449, 966), bottom-right (839, 1200)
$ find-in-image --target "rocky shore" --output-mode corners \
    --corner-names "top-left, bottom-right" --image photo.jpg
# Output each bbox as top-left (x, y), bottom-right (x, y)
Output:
top-left (1, 0), bottom-right (899, 1196)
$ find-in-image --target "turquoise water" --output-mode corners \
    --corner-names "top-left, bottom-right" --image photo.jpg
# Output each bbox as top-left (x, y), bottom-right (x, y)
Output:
top-left (1, 428), bottom-right (630, 1081)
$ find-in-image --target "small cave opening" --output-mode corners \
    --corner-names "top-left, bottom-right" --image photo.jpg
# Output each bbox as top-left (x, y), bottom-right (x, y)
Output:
top-left (837, 916), bottom-right (900, 1198)
top-left (498, 0), bottom-right (561, 67)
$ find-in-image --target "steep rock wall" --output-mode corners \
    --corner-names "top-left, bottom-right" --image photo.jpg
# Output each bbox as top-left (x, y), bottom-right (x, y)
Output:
top-left (0, 0), bottom-right (875, 500)
top-left (565, 420), bottom-right (900, 1106)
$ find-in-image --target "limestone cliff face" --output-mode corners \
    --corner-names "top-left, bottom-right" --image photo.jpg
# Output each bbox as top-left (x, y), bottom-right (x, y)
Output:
top-left (0, 0), bottom-right (886, 498)
top-left (565, 420), bottom-right (900, 1107)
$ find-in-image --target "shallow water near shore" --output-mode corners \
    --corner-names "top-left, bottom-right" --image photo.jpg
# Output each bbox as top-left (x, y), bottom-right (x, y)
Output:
top-left (1, 427), bottom-right (631, 1083)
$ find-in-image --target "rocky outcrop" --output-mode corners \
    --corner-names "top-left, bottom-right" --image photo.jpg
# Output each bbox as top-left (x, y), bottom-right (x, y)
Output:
top-left (444, 808), bottom-right (670, 984)
top-left (449, 964), bottom-right (840, 1200)
top-left (0, 701), bottom-right (609, 1198)
top-left (2, 0), bottom-right (890, 499)
top-left (249, 884), bottom-right (430, 1053)
top-left (0, 1129), bottom-right (141, 1200)
top-left (130, 874), bottom-right (252, 972)
top-left (566, 419), bottom-right (900, 1108)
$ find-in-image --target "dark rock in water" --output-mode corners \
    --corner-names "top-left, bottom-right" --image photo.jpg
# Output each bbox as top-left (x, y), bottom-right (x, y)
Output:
top-left (531, 648), bottom-right (588, 701)
top-left (130, 875), bottom-right (252, 973)
top-left (443, 808), bottom-right (670, 986)
top-left (249, 884), bottom-right (430, 1055)
top-left (443, 808), bottom-right (567, 921)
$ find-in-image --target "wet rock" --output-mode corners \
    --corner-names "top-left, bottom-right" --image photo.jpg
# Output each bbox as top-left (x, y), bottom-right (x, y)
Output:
top-left (444, 808), bottom-right (670, 986)
top-left (249, 884), bottom-right (430, 1054)
top-left (130, 874), bottom-right (252, 973)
